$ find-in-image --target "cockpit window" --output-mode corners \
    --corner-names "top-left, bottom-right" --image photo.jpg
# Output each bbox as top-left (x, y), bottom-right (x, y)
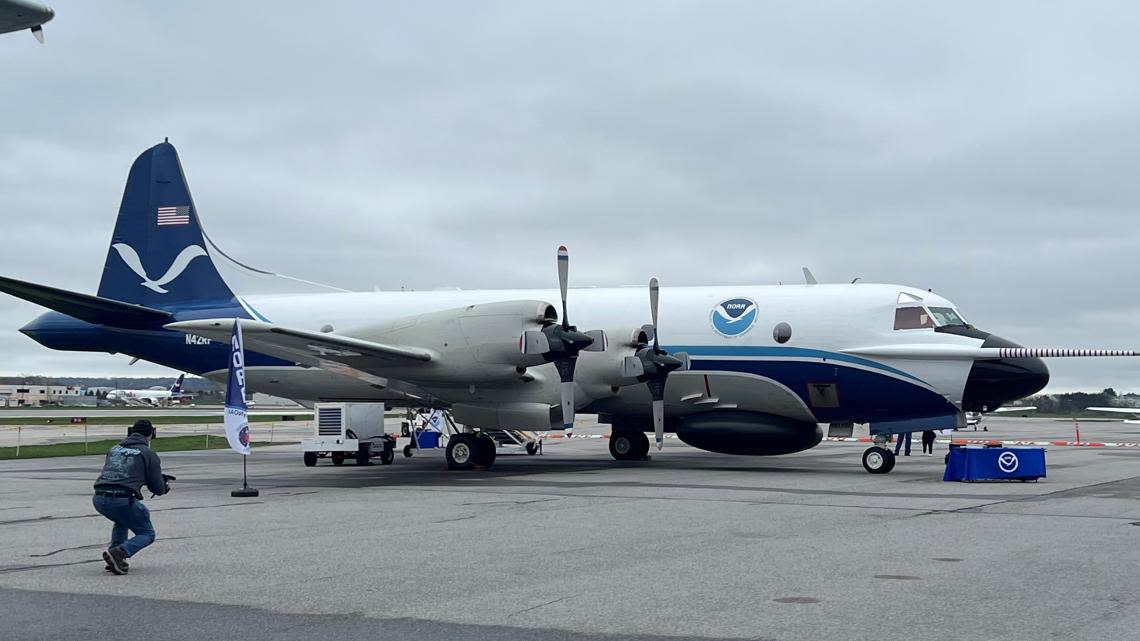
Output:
top-left (929, 307), bottom-right (967, 327)
top-left (894, 307), bottom-right (934, 330)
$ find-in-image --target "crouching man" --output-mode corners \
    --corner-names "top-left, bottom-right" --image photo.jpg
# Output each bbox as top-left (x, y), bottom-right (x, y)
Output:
top-left (92, 419), bottom-right (169, 574)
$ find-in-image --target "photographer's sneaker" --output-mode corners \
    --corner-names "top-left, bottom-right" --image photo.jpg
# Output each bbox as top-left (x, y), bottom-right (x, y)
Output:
top-left (102, 547), bottom-right (128, 575)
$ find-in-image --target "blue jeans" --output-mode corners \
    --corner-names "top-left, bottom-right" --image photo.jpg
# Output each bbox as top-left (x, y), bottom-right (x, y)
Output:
top-left (92, 495), bottom-right (156, 558)
top-left (894, 432), bottom-right (912, 455)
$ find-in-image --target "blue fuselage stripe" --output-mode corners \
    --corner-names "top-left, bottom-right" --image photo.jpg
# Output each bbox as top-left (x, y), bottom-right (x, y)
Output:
top-left (666, 345), bottom-right (924, 384)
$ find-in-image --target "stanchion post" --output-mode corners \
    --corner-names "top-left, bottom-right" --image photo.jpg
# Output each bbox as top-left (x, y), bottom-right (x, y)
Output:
top-left (1075, 418), bottom-right (1081, 445)
top-left (84, 424), bottom-right (89, 455)
top-left (15, 425), bottom-right (20, 458)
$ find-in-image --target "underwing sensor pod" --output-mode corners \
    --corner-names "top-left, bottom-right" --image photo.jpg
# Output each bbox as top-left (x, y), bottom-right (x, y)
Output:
top-left (3, 141), bottom-right (1138, 474)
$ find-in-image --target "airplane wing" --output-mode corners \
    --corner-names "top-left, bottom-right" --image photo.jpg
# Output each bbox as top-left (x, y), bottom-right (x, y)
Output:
top-left (1085, 407), bottom-right (1140, 418)
top-left (165, 319), bottom-right (434, 375)
top-left (0, 0), bottom-right (54, 41)
top-left (0, 275), bottom-right (172, 328)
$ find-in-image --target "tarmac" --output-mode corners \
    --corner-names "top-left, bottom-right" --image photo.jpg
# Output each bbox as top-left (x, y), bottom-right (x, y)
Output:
top-left (1, 416), bottom-right (1138, 641)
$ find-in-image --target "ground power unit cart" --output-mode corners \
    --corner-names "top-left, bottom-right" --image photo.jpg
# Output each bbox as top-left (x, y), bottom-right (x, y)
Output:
top-left (301, 403), bottom-right (396, 466)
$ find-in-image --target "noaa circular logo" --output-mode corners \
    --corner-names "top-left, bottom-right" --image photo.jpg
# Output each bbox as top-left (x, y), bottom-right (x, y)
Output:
top-left (238, 425), bottom-right (251, 447)
top-left (711, 297), bottom-right (758, 337)
top-left (998, 451), bottom-right (1019, 473)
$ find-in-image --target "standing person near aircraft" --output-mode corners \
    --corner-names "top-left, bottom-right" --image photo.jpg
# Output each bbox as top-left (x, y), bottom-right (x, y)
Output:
top-left (921, 430), bottom-right (936, 456)
top-left (92, 420), bottom-right (171, 575)
top-left (894, 431), bottom-right (912, 457)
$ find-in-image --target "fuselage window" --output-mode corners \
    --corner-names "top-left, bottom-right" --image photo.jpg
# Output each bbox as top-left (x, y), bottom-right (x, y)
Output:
top-left (894, 306), bottom-right (934, 330)
top-left (929, 307), bottom-right (966, 327)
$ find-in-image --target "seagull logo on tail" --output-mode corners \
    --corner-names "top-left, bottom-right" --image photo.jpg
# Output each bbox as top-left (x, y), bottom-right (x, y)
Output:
top-left (111, 244), bottom-right (209, 294)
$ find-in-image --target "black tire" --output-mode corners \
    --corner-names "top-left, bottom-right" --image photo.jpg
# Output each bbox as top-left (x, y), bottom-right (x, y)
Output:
top-left (475, 433), bottom-right (496, 469)
top-left (609, 431), bottom-right (649, 461)
top-left (380, 448), bottom-right (395, 465)
top-left (862, 446), bottom-right (895, 474)
top-left (303, 452), bottom-right (318, 467)
top-left (631, 431), bottom-right (650, 460)
top-left (403, 444), bottom-right (414, 458)
top-left (355, 444), bottom-right (371, 466)
top-left (331, 452), bottom-right (346, 466)
top-left (446, 434), bottom-right (477, 471)
top-left (526, 441), bottom-right (539, 455)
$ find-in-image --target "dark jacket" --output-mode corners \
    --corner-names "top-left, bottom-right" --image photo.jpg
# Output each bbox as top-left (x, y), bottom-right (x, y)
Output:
top-left (921, 430), bottom-right (937, 444)
top-left (94, 433), bottom-right (167, 499)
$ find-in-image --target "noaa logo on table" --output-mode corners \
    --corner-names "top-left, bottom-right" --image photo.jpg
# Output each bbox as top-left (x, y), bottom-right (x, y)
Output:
top-left (998, 451), bottom-right (1019, 473)
top-left (711, 297), bottom-right (758, 337)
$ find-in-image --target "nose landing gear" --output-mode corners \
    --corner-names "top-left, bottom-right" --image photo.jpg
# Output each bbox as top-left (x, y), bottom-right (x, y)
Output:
top-left (862, 436), bottom-right (896, 474)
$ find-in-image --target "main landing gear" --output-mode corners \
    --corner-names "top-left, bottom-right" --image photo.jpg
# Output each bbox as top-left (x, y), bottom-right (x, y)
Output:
top-left (862, 435), bottom-right (896, 474)
top-left (609, 430), bottom-right (650, 461)
top-left (445, 432), bottom-right (498, 471)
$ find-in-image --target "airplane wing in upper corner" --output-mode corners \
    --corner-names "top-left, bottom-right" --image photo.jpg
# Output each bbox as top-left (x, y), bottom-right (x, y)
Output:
top-left (165, 319), bottom-right (434, 377)
top-left (0, 0), bottom-right (55, 42)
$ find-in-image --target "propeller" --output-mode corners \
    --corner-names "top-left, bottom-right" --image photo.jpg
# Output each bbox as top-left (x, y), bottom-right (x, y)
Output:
top-left (622, 278), bottom-right (690, 449)
top-left (520, 246), bottom-right (606, 435)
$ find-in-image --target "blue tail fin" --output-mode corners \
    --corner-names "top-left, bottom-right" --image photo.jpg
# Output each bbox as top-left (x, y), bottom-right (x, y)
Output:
top-left (97, 142), bottom-right (239, 310)
top-left (170, 373), bottom-right (185, 395)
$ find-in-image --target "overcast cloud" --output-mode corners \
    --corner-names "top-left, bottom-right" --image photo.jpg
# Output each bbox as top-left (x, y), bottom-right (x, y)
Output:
top-left (2, 1), bottom-right (1139, 392)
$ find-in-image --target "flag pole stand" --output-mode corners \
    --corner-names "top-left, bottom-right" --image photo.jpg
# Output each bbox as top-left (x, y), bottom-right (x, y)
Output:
top-left (231, 456), bottom-right (259, 497)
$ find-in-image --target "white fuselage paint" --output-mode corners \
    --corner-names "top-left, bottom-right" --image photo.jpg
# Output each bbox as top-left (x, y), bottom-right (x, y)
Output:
top-left (196, 283), bottom-right (983, 427)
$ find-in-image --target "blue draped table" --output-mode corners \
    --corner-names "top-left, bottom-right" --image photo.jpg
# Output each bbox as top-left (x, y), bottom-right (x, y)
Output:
top-left (944, 447), bottom-right (1046, 482)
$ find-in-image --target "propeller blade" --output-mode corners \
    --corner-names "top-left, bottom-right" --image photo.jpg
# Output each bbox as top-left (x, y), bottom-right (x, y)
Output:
top-left (652, 399), bottom-right (664, 450)
top-left (521, 330), bottom-right (551, 355)
top-left (560, 381), bottom-right (575, 434)
top-left (621, 356), bottom-right (644, 378)
top-left (557, 246), bottom-right (569, 328)
top-left (582, 329), bottom-right (608, 352)
top-left (649, 277), bottom-right (660, 351)
top-left (674, 352), bottom-right (691, 371)
top-left (552, 357), bottom-right (578, 433)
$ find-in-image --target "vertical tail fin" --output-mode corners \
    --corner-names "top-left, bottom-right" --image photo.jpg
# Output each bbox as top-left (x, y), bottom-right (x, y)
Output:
top-left (170, 374), bottom-right (185, 395)
top-left (97, 142), bottom-right (239, 310)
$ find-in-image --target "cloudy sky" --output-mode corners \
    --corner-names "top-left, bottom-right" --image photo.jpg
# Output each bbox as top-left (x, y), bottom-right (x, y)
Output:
top-left (1, 1), bottom-right (1139, 392)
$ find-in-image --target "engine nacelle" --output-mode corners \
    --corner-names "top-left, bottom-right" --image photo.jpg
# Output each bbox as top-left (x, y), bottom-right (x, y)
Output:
top-left (350, 300), bottom-right (559, 383)
top-left (675, 411), bottom-right (822, 456)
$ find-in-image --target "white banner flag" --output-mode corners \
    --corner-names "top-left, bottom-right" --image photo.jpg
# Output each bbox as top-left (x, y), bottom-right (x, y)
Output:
top-left (224, 320), bottom-right (251, 456)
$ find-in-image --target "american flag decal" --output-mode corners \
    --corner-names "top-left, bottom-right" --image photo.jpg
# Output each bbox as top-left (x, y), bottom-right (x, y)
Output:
top-left (157, 205), bottom-right (190, 226)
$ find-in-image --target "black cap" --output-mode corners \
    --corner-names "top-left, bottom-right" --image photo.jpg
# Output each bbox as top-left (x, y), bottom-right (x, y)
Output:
top-left (129, 419), bottom-right (155, 438)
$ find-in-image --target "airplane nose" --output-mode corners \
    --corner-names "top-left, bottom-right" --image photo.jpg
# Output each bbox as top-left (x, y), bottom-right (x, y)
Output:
top-left (961, 334), bottom-right (1050, 412)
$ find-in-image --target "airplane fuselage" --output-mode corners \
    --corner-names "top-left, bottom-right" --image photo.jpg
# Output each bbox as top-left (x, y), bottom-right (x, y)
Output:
top-left (22, 282), bottom-right (1046, 434)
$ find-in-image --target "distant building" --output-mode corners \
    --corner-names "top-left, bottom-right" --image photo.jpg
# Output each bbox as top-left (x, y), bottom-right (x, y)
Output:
top-left (0, 384), bottom-right (88, 407)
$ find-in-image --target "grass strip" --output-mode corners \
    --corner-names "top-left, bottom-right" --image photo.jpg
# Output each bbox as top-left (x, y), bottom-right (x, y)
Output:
top-left (0, 436), bottom-right (289, 460)
top-left (0, 414), bottom-right (302, 426)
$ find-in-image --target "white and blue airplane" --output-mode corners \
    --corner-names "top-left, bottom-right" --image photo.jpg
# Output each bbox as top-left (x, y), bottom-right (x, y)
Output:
top-left (105, 373), bottom-right (192, 407)
top-left (2, 141), bottom-right (1136, 473)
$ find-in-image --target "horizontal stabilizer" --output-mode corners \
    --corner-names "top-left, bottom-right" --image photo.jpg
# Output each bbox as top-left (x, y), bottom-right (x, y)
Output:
top-left (0, 275), bottom-right (172, 328)
top-left (844, 344), bottom-right (1139, 360)
top-left (165, 319), bottom-right (434, 373)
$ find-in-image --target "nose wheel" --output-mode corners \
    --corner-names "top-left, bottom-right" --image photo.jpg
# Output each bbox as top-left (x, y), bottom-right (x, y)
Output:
top-left (862, 446), bottom-right (896, 474)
